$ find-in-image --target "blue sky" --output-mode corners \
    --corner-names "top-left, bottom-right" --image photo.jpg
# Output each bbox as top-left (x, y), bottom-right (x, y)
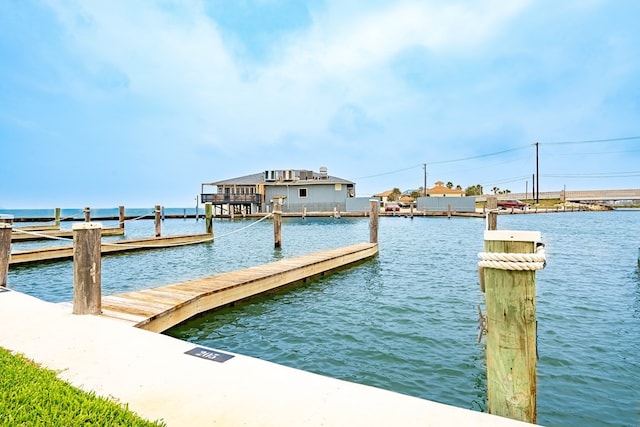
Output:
top-left (1, 0), bottom-right (639, 208)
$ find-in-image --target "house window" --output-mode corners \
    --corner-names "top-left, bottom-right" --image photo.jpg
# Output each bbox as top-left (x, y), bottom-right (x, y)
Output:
top-left (298, 188), bottom-right (308, 198)
top-left (335, 184), bottom-right (342, 191)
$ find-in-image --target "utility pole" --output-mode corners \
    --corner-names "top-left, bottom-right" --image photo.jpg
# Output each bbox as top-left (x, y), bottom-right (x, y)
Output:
top-left (423, 163), bottom-right (427, 196)
top-left (535, 142), bottom-right (540, 204)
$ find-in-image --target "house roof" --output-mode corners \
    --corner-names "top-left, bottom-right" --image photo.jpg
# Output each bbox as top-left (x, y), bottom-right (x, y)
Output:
top-left (427, 181), bottom-right (465, 195)
top-left (205, 169), bottom-right (354, 186)
top-left (373, 189), bottom-right (394, 197)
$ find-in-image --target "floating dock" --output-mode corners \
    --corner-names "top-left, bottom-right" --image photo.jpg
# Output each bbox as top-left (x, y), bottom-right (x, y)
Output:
top-left (101, 242), bottom-right (379, 332)
top-left (9, 234), bottom-right (213, 267)
top-left (11, 226), bottom-right (125, 242)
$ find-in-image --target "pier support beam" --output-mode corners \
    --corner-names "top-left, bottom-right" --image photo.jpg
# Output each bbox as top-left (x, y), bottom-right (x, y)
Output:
top-left (369, 199), bottom-right (379, 244)
top-left (72, 222), bottom-right (102, 315)
top-left (274, 201), bottom-right (282, 249)
top-left (205, 202), bottom-right (213, 235)
top-left (0, 215), bottom-right (13, 287)
top-left (84, 207), bottom-right (91, 222)
top-left (54, 207), bottom-right (61, 227)
top-left (155, 205), bottom-right (162, 237)
top-left (482, 230), bottom-right (541, 424)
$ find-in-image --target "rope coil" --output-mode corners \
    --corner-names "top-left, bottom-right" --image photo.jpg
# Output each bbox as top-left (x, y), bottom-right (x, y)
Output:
top-left (477, 245), bottom-right (546, 271)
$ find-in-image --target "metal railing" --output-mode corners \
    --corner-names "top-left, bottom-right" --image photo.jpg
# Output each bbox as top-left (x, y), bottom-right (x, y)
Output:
top-left (201, 194), bottom-right (262, 204)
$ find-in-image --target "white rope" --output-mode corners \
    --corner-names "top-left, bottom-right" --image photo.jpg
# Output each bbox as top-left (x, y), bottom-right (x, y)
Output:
top-left (477, 245), bottom-right (546, 271)
top-left (214, 213), bottom-right (274, 239)
top-left (11, 228), bottom-right (74, 242)
top-left (101, 236), bottom-right (214, 249)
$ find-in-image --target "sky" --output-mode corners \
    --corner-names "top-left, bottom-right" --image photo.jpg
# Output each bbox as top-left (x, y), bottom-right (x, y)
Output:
top-left (1, 0), bottom-right (639, 208)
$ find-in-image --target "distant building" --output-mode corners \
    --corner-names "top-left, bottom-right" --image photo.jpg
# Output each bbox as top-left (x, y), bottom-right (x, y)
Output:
top-left (201, 167), bottom-right (356, 214)
top-left (427, 181), bottom-right (465, 197)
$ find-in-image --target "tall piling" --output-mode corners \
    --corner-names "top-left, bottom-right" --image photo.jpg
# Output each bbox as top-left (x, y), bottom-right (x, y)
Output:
top-left (0, 215), bottom-right (13, 287)
top-left (54, 208), bottom-right (61, 227)
top-left (118, 206), bottom-right (125, 229)
top-left (72, 222), bottom-right (102, 315)
top-left (84, 207), bottom-right (91, 222)
top-left (205, 202), bottom-right (213, 235)
top-left (486, 196), bottom-right (498, 231)
top-left (369, 199), bottom-right (379, 244)
top-left (155, 205), bottom-right (161, 237)
top-left (274, 200), bottom-right (282, 249)
top-left (480, 230), bottom-right (543, 423)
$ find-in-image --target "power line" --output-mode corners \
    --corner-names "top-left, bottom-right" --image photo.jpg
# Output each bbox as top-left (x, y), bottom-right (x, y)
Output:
top-left (428, 144), bottom-right (530, 165)
top-left (354, 164), bottom-right (422, 180)
top-left (540, 136), bottom-right (640, 145)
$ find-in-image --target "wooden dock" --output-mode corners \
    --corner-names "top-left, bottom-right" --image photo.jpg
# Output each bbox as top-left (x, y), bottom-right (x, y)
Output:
top-left (11, 226), bottom-right (125, 242)
top-left (9, 234), bottom-right (213, 267)
top-left (101, 242), bottom-right (378, 332)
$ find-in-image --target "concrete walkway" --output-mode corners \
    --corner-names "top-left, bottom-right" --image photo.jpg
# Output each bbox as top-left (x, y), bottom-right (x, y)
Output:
top-left (0, 289), bottom-right (535, 426)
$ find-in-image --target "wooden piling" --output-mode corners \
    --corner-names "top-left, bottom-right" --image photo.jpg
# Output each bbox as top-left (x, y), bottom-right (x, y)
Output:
top-left (486, 196), bottom-right (498, 231)
top-left (369, 199), bottom-right (379, 244)
top-left (0, 216), bottom-right (13, 287)
top-left (72, 222), bottom-right (102, 315)
top-left (155, 205), bottom-right (161, 237)
top-left (205, 202), bottom-right (213, 235)
top-left (274, 201), bottom-right (282, 249)
top-left (482, 230), bottom-right (540, 423)
top-left (84, 207), bottom-right (91, 222)
top-left (54, 207), bottom-right (61, 227)
top-left (118, 206), bottom-right (125, 229)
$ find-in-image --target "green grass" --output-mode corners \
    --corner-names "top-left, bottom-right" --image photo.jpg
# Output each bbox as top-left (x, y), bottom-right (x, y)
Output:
top-left (0, 347), bottom-right (165, 426)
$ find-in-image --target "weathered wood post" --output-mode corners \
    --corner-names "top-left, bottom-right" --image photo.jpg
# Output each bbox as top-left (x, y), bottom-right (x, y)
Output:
top-left (447, 203), bottom-right (452, 218)
top-left (72, 222), bottom-right (102, 315)
top-left (274, 200), bottom-right (282, 249)
top-left (84, 207), bottom-right (91, 222)
top-left (479, 230), bottom-right (544, 424)
top-left (0, 215), bottom-right (13, 287)
top-left (54, 207), bottom-right (61, 227)
top-left (369, 199), bottom-right (379, 244)
top-left (205, 202), bottom-right (213, 235)
top-left (154, 205), bottom-right (161, 237)
top-left (118, 206), bottom-right (125, 229)
top-left (302, 205), bottom-right (307, 219)
top-left (487, 196), bottom-right (498, 231)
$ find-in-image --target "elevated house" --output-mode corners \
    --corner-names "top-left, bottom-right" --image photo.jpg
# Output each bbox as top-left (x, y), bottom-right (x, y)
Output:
top-left (201, 167), bottom-right (356, 215)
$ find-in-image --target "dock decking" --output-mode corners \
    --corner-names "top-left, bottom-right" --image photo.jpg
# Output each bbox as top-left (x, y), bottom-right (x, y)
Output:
top-left (101, 242), bottom-right (378, 332)
top-left (11, 226), bottom-right (125, 242)
top-left (9, 234), bottom-right (213, 266)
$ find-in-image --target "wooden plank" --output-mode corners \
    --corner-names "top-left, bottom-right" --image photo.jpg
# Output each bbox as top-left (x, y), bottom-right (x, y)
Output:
top-left (101, 243), bottom-right (378, 333)
top-left (11, 227), bottom-right (125, 242)
top-left (9, 233), bottom-right (213, 266)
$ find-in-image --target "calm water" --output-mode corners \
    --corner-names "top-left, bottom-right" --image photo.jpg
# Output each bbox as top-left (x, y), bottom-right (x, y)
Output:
top-left (5, 209), bottom-right (640, 426)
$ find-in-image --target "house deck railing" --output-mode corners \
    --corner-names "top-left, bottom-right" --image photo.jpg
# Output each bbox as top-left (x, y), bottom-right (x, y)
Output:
top-left (201, 194), bottom-right (262, 204)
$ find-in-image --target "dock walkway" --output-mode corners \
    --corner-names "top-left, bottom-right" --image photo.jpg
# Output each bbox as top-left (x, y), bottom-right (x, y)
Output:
top-left (9, 234), bottom-right (213, 267)
top-left (102, 242), bottom-right (379, 332)
top-left (11, 226), bottom-right (125, 242)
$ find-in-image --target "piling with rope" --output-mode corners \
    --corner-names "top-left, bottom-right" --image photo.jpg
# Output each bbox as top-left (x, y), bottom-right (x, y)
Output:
top-left (205, 202), bottom-right (213, 236)
top-left (0, 215), bottom-right (13, 287)
top-left (274, 200), bottom-right (282, 249)
top-left (84, 207), bottom-right (91, 222)
top-left (369, 199), bottom-right (379, 244)
top-left (72, 222), bottom-right (102, 315)
top-left (118, 206), bottom-right (125, 229)
top-left (155, 205), bottom-right (162, 237)
top-left (54, 208), bottom-right (61, 227)
top-left (478, 230), bottom-right (546, 424)
top-left (486, 196), bottom-right (498, 231)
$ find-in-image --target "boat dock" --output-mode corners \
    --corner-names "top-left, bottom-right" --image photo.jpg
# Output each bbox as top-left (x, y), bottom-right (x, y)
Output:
top-left (9, 234), bottom-right (214, 267)
top-left (11, 226), bottom-right (125, 242)
top-left (101, 242), bottom-right (379, 332)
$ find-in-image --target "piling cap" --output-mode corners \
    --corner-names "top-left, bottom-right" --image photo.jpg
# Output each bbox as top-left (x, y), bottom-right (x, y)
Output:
top-left (72, 222), bottom-right (103, 230)
top-left (484, 230), bottom-right (541, 242)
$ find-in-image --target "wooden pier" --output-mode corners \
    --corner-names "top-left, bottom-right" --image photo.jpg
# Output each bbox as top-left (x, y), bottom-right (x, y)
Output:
top-left (101, 242), bottom-right (379, 332)
top-left (9, 234), bottom-right (213, 267)
top-left (11, 227), bottom-right (125, 242)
